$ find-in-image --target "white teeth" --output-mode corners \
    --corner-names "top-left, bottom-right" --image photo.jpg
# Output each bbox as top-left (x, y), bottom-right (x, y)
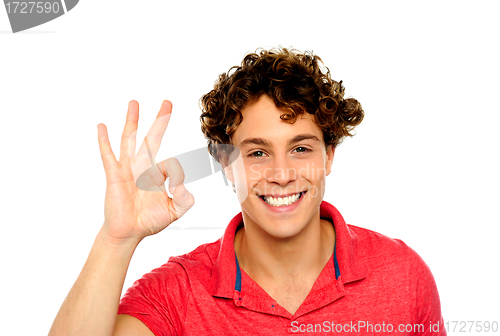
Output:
top-left (262, 192), bottom-right (301, 207)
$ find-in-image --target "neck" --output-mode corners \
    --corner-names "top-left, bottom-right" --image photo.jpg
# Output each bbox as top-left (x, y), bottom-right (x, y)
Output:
top-left (234, 209), bottom-right (335, 284)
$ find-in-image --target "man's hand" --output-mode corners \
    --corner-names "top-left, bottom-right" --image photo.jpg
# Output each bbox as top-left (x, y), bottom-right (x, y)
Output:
top-left (97, 100), bottom-right (194, 246)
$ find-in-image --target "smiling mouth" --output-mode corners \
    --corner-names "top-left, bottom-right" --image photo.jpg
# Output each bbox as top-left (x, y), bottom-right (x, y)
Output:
top-left (258, 191), bottom-right (306, 207)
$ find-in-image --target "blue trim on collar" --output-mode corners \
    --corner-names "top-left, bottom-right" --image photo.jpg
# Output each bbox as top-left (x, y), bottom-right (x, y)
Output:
top-left (321, 215), bottom-right (341, 280)
top-left (333, 241), bottom-right (340, 280)
top-left (235, 253), bottom-right (242, 291)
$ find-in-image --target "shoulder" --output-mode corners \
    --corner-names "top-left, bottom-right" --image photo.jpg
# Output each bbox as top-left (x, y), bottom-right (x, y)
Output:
top-left (348, 224), bottom-right (413, 255)
top-left (167, 237), bottom-right (222, 277)
top-left (346, 224), bottom-right (431, 276)
top-left (153, 237), bottom-right (222, 279)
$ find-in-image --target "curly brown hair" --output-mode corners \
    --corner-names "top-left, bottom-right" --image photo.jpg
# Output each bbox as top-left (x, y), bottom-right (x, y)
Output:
top-left (199, 47), bottom-right (364, 163)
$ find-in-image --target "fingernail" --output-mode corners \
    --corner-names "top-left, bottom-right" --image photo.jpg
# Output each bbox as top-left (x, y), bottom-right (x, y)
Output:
top-left (183, 186), bottom-right (188, 198)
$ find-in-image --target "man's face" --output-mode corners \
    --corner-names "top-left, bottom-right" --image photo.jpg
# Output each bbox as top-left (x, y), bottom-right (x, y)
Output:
top-left (226, 94), bottom-right (334, 239)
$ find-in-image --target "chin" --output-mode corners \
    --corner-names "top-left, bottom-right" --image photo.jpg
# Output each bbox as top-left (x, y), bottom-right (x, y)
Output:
top-left (267, 225), bottom-right (306, 240)
top-left (257, 215), bottom-right (311, 240)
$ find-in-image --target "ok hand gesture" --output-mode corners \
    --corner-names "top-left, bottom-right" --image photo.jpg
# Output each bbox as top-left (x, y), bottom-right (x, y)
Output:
top-left (97, 100), bottom-right (194, 246)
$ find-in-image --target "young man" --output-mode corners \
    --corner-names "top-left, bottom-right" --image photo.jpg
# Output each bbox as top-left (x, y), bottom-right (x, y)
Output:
top-left (49, 48), bottom-right (446, 335)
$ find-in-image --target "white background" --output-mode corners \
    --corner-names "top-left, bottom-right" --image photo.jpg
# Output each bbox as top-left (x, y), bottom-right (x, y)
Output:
top-left (1, 1), bottom-right (499, 335)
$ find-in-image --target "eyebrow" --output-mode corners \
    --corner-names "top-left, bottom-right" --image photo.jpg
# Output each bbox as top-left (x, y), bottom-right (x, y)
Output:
top-left (238, 134), bottom-right (320, 148)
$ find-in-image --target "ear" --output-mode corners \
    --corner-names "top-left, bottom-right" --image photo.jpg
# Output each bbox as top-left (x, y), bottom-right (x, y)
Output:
top-left (325, 145), bottom-right (335, 176)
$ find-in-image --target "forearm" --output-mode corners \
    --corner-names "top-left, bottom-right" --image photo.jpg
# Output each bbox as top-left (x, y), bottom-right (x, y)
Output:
top-left (48, 225), bottom-right (141, 336)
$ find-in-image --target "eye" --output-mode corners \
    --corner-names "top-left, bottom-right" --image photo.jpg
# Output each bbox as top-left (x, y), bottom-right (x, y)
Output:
top-left (294, 147), bottom-right (310, 153)
top-left (249, 150), bottom-right (266, 158)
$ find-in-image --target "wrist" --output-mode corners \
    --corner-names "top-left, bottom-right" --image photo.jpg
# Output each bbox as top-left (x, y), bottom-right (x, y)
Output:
top-left (96, 225), bottom-right (142, 253)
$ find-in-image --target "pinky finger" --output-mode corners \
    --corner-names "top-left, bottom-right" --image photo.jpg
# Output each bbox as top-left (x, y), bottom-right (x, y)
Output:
top-left (97, 123), bottom-right (118, 171)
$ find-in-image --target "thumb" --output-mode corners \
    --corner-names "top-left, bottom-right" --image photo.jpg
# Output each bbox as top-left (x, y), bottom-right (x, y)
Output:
top-left (171, 184), bottom-right (194, 216)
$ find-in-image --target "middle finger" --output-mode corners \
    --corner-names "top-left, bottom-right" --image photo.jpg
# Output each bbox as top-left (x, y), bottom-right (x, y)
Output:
top-left (136, 100), bottom-right (173, 160)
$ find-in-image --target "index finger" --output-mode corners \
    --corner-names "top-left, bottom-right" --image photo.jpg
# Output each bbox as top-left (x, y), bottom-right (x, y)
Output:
top-left (119, 100), bottom-right (139, 161)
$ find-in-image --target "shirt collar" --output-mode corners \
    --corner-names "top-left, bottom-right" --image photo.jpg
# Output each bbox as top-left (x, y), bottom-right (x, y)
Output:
top-left (208, 200), bottom-right (367, 298)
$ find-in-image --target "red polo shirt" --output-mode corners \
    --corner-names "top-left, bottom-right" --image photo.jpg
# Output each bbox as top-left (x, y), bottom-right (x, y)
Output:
top-left (117, 200), bottom-right (446, 335)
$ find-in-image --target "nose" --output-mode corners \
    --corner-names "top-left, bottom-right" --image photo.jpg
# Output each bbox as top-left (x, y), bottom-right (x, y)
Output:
top-left (263, 154), bottom-right (297, 186)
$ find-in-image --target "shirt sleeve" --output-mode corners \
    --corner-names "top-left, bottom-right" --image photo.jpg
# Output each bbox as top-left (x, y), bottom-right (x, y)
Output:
top-left (409, 246), bottom-right (447, 336)
top-left (117, 261), bottom-right (189, 336)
